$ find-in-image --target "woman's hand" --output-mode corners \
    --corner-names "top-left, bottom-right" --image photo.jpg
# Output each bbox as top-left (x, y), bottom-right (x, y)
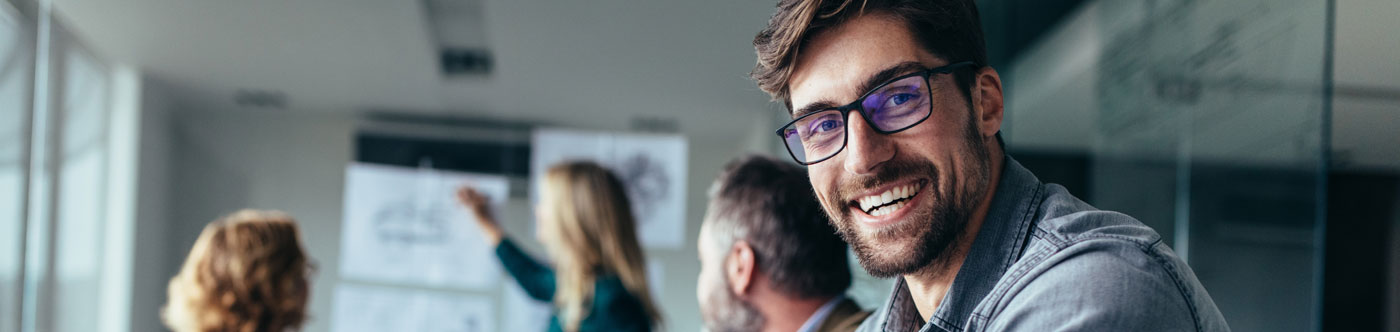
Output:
top-left (456, 185), bottom-right (504, 246)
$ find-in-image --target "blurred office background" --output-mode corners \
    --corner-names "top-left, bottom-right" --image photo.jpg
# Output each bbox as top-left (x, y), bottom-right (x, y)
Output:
top-left (1, 0), bottom-right (1396, 331)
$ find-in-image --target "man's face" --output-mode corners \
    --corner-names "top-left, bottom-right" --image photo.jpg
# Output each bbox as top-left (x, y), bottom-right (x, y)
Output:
top-left (787, 14), bottom-right (994, 278)
top-left (696, 223), bottom-right (764, 331)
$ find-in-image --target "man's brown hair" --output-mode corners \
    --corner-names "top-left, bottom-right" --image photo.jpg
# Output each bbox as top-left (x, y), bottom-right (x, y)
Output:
top-left (752, 0), bottom-right (988, 107)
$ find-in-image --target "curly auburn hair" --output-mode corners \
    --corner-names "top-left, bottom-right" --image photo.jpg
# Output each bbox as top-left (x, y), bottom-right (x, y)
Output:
top-left (163, 210), bottom-right (312, 332)
top-left (751, 0), bottom-right (988, 106)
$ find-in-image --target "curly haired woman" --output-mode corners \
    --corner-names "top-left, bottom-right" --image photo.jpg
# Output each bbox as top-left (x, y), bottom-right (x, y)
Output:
top-left (162, 209), bottom-right (313, 332)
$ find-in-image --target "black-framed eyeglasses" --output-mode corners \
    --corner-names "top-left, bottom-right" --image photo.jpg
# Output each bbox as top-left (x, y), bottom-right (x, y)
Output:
top-left (775, 61), bottom-right (977, 165)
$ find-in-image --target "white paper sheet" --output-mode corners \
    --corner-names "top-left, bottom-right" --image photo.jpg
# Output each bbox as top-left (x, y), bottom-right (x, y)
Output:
top-left (531, 129), bottom-right (688, 249)
top-left (331, 283), bottom-right (495, 332)
top-left (339, 162), bottom-right (508, 289)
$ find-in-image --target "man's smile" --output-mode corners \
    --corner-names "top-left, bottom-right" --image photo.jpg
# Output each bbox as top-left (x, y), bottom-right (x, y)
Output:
top-left (847, 178), bottom-right (928, 226)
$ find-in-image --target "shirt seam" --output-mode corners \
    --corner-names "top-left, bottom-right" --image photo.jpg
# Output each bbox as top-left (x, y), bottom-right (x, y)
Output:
top-left (931, 312), bottom-right (960, 331)
top-left (1092, 235), bottom-right (1205, 332)
top-left (967, 246), bottom-right (1051, 330)
top-left (1147, 242), bottom-right (1206, 332)
top-left (1044, 234), bottom-right (1206, 332)
top-left (967, 184), bottom-right (1045, 331)
top-left (1006, 184), bottom-right (1044, 269)
top-left (937, 174), bottom-right (1046, 332)
top-left (879, 278), bottom-right (905, 332)
top-left (1031, 224), bottom-right (1068, 248)
top-left (1064, 232), bottom-right (1156, 249)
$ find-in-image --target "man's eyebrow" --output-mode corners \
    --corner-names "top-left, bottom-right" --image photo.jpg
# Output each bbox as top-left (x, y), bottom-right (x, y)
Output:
top-left (789, 61), bottom-right (928, 118)
top-left (792, 101), bottom-right (839, 118)
top-left (854, 61), bottom-right (927, 101)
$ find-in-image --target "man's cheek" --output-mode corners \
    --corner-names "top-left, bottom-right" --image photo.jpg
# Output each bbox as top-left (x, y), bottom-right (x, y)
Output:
top-left (809, 168), bottom-right (837, 195)
top-left (810, 180), bottom-right (830, 199)
top-left (811, 185), bottom-right (838, 210)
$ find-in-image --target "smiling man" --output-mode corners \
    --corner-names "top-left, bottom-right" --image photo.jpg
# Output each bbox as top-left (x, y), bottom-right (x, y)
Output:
top-left (751, 0), bottom-right (1229, 331)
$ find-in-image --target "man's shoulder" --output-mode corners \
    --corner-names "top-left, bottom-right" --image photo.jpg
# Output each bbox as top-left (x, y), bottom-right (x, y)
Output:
top-left (967, 183), bottom-right (1229, 331)
top-left (1031, 183), bottom-right (1164, 249)
top-left (974, 238), bottom-right (1211, 331)
top-left (969, 183), bottom-right (1229, 331)
top-left (1017, 184), bottom-right (1197, 315)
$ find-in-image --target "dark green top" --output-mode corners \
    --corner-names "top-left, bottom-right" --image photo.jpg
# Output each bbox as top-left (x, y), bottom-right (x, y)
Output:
top-left (495, 239), bottom-right (654, 332)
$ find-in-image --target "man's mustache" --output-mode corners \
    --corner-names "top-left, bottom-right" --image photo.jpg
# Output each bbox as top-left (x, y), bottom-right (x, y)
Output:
top-left (834, 159), bottom-right (938, 203)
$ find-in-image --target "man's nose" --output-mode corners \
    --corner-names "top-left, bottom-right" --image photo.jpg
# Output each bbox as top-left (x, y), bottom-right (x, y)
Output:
top-left (843, 111), bottom-right (894, 175)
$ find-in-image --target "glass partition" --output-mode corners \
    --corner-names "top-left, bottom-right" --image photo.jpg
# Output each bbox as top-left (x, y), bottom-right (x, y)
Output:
top-left (1005, 0), bottom-right (1331, 330)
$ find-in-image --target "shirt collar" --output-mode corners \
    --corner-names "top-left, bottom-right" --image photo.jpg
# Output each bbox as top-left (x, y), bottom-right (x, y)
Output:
top-left (877, 155), bottom-right (1044, 331)
top-left (797, 295), bottom-right (848, 332)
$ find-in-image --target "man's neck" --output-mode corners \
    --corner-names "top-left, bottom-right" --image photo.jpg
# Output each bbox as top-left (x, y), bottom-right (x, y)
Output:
top-left (902, 227), bottom-right (978, 322)
top-left (903, 148), bottom-right (1005, 322)
top-left (757, 294), bottom-right (835, 332)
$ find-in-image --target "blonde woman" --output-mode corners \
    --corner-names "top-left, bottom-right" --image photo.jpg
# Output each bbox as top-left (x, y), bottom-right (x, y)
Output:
top-left (457, 161), bottom-right (662, 332)
top-left (163, 209), bottom-right (313, 332)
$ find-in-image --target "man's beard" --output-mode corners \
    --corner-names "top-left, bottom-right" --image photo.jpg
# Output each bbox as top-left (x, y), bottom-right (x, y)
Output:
top-left (698, 267), bottom-right (764, 332)
top-left (825, 125), bottom-right (993, 278)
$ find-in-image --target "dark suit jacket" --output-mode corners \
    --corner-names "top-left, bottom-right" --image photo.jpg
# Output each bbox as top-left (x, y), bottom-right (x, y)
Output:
top-left (816, 298), bottom-right (873, 332)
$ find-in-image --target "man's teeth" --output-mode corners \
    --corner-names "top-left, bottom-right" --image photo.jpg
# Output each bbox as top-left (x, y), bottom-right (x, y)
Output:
top-left (870, 201), bottom-right (907, 216)
top-left (857, 183), bottom-right (920, 214)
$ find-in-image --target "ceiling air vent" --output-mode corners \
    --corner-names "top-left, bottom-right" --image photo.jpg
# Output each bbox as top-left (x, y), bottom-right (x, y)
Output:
top-left (424, 0), bottom-right (493, 77)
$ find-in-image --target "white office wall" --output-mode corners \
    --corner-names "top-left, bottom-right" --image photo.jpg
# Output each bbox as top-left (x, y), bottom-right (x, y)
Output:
top-left (126, 73), bottom-right (173, 332)
top-left (166, 108), bottom-right (353, 332)
top-left (98, 64), bottom-right (138, 332)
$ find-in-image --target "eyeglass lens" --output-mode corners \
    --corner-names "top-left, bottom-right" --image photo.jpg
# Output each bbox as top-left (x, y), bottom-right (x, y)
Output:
top-left (781, 74), bottom-right (930, 164)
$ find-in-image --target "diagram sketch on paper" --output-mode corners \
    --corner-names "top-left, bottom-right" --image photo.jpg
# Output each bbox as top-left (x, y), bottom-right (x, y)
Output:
top-left (530, 129), bottom-right (688, 249)
top-left (339, 162), bottom-right (508, 289)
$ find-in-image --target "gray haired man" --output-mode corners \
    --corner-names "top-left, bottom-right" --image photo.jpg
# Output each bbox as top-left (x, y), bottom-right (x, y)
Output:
top-left (697, 155), bottom-right (870, 332)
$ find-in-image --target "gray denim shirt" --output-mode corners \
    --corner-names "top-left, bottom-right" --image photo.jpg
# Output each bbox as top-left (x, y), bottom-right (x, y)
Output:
top-left (856, 156), bottom-right (1230, 332)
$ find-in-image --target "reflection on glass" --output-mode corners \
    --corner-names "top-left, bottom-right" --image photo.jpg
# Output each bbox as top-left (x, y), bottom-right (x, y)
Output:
top-left (1006, 0), bottom-right (1329, 331)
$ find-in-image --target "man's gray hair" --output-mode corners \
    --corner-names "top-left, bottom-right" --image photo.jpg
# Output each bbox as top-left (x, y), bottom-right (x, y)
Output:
top-left (703, 155), bottom-right (852, 299)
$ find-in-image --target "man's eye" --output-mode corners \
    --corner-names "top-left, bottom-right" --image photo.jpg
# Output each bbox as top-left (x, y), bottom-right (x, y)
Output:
top-left (887, 93), bottom-right (915, 106)
top-left (804, 115), bottom-right (844, 135)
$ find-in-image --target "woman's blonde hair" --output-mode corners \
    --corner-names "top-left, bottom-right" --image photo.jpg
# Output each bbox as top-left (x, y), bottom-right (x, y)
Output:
top-left (163, 209), bottom-right (312, 332)
top-left (538, 161), bottom-right (663, 331)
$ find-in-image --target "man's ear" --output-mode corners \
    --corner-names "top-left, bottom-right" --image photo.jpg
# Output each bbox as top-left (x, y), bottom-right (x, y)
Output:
top-left (972, 67), bottom-right (1005, 142)
top-left (725, 241), bottom-right (756, 296)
